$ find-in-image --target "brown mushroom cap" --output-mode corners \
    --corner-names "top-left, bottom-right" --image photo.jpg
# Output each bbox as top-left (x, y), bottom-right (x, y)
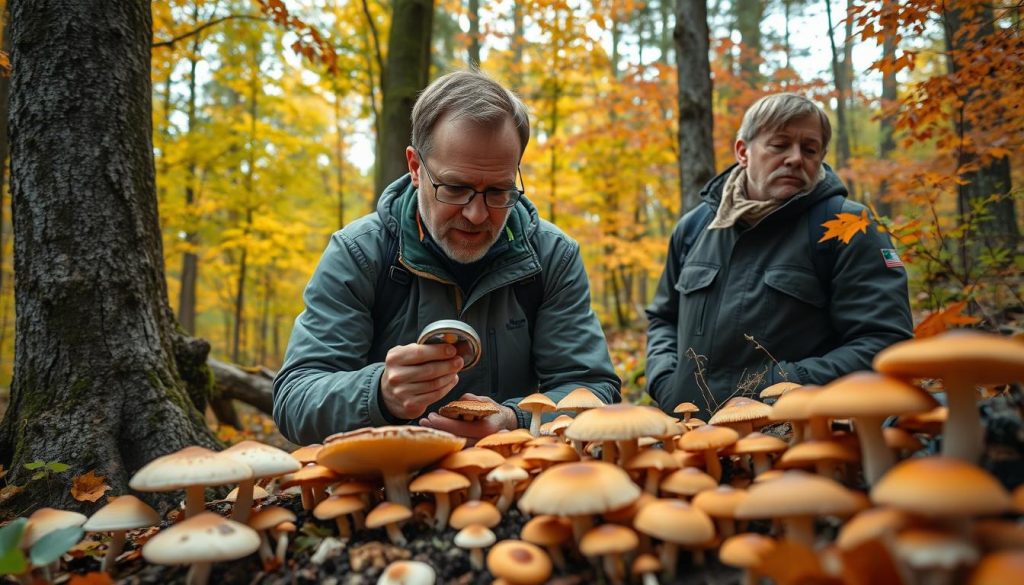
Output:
top-left (82, 495), bottom-right (159, 532)
top-left (677, 424), bottom-right (739, 451)
top-left (440, 447), bottom-right (506, 474)
top-left (672, 402), bottom-right (700, 417)
top-left (518, 461), bottom-right (641, 516)
top-left (709, 397), bottom-right (772, 427)
top-left (874, 330), bottom-right (1024, 383)
top-left (767, 386), bottom-right (823, 422)
top-left (366, 501), bottom-right (413, 529)
top-left (318, 426), bottom-right (465, 506)
top-left (487, 540), bottom-right (552, 585)
top-left (760, 382), bottom-right (802, 400)
top-left (777, 440), bottom-right (860, 468)
top-left (409, 469), bottom-right (471, 494)
top-left (735, 470), bottom-right (863, 520)
top-left (579, 524), bottom-right (639, 557)
top-left (971, 520), bottom-right (1024, 553)
top-left (289, 443), bottom-right (323, 465)
top-left (692, 486), bottom-right (749, 519)
top-left (633, 499), bottom-right (715, 545)
top-left (896, 407), bottom-right (947, 435)
top-left (811, 372), bottom-right (938, 418)
top-left (23, 508), bottom-right (87, 548)
top-left (449, 500), bottom-right (501, 529)
top-left (969, 551), bottom-right (1024, 585)
top-left (625, 448), bottom-right (681, 473)
top-left (477, 429), bottom-right (534, 452)
top-left (892, 528), bottom-right (979, 570)
top-left (725, 432), bottom-right (788, 456)
top-left (883, 427), bottom-right (923, 453)
top-left (314, 494), bottom-right (366, 520)
top-left (519, 442), bottom-right (579, 466)
top-left (555, 387), bottom-right (605, 412)
top-left (279, 464), bottom-right (341, 490)
top-left (564, 404), bottom-right (671, 442)
top-left (521, 515), bottom-right (573, 547)
top-left (870, 457), bottom-right (1012, 517)
top-left (719, 533), bottom-right (776, 568)
top-left (222, 440), bottom-right (301, 478)
top-left (835, 507), bottom-right (913, 551)
top-left (660, 467), bottom-right (718, 498)
top-left (518, 393), bottom-right (557, 414)
top-left (541, 414), bottom-right (575, 437)
top-left (249, 506), bottom-right (298, 531)
top-left (439, 400), bottom-right (501, 421)
top-left (129, 446), bottom-right (254, 492)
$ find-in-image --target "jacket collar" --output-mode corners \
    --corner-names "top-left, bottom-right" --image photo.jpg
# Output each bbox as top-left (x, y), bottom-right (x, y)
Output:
top-left (700, 162), bottom-right (847, 224)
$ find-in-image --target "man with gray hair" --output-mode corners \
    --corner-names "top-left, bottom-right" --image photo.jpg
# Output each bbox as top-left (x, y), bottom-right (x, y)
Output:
top-left (645, 93), bottom-right (912, 413)
top-left (274, 70), bottom-right (619, 444)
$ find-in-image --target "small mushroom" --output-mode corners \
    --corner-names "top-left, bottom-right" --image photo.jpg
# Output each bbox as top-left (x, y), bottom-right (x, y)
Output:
top-left (454, 524), bottom-right (496, 570)
top-left (521, 515), bottom-right (572, 570)
top-left (580, 524), bottom-right (639, 585)
top-left (486, 464), bottom-right (529, 513)
top-left (676, 425), bottom-right (739, 482)
top-left (129, 446), bottom-right (254, 518)
top-left (143, 512), bottom-right (261, 585)
top-left (248, 506), bottom-right (297, 565)
top-left (486, 540), bottom-right (552, 585)
top-left (82, 495), bottom-right (159, 573)
top-left (377, 560), bottom-right (436, 585)
top-left (366, 501), bottom-right (412, 545)
top-left (314, 494), bottom-right (366, 538)
top-left (408, 468), bottom-right (470, 529)
top-left (222, 440), bottom-right (301, 522)
top-left (518, 393), bottom-right (557, 437)
top-left (440, 447), bottom-right (505, 500)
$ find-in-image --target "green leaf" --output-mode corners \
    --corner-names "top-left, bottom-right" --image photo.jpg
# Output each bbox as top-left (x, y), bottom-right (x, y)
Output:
top-left (0, 519), bottom-right (28, 575)
top-left (23, 461), bottom-right (44, 471)
top-left (44, 462), bottom-right (69, 473)
top-left (31, 472), bottom-right (46, 481)
top-left (29, 525), bottom-right (83, 567)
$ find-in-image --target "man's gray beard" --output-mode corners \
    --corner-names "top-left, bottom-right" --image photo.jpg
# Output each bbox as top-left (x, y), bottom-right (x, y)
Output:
top-left (418, 195), bottom-right (510, 264)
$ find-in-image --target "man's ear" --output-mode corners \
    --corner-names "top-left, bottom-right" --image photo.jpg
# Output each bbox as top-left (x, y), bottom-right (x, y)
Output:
top-left (406, 146), bottom-right (420, 188)
top-left (734, 139), bottom-right (750, 168)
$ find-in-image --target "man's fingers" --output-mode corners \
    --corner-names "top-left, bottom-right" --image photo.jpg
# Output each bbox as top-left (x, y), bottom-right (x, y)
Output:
top-left (388, 342), bottom-right (457, 366)
top-left (383, 357), bottom-right (463, 387)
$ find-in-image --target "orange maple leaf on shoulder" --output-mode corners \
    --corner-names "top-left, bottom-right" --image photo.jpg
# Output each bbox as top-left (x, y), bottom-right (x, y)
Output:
top-left (819, 209), bottom-right (870, 244)
top-left (71, 470), bottom-right (111, 502)
top-left (913, 301), bottom-right (981, 338)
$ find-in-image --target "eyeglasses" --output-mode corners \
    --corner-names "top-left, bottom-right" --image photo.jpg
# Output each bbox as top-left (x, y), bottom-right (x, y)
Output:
top-left (415, 149), bottom-right (525, 209)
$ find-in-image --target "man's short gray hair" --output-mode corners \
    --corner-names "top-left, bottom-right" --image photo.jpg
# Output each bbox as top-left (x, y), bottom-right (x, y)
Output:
top-left (737, 93), bottom-right (832, 152)
top-left (411, 69), bottom-right (531, 159)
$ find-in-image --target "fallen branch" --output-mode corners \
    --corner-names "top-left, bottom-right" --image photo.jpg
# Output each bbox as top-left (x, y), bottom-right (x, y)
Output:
top-left (209, 358), bottom-right (274, 416)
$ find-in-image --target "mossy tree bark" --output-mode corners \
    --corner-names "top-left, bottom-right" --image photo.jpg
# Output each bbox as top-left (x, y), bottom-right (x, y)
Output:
top-left (0, 0), bottom-right (218, 516)
top-left (374, 0), bottom-right (434, 199)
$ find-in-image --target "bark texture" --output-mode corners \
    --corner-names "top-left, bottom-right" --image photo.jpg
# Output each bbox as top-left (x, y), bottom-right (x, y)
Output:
top-left (0, 0), bottom-right (218, 515)
top-left (374, 0), bottom-right (434, 198)
top-left (675, 0), bottom-right (716, 216)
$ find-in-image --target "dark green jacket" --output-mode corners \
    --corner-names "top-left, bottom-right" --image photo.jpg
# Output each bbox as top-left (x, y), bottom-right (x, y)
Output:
top-left (274, 175), bottom-right (620, 444)
top-left (645, 164), bottom-right (913, 412)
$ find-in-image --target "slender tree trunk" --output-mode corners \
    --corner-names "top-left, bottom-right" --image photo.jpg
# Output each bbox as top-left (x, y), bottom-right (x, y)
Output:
top-left (825, 0), bottom-right (851, 180)
top-left (467, 0), bottom-right (480, 66)
top-left (675, 0), bottom-right (716, 216)
top-left (258, 268), bottom-right (272, 366)
top-left (0, 0), bottom-right (218, 514)
top-left (943, 3), bottom-right (1019, 263)
top-left (375, 0), bottom-right (434, 198)
top-left (733, 0), bottom-right (764, 84)
top-left (178, 18), bottom-right (201, 335)
top-left (0, 2), bottom-right (12, 359)
top-left (510, 1), bottom-right (523, 86)
top-left (875, 0), bottom-right (898, 218)
top-left (660, 0), bottom-right (675, 65)
top-left (334, 85), bottom-right (346, 228)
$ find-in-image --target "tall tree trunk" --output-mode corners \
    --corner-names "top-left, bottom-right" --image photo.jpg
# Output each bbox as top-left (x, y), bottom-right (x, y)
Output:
top-left (178, 16), bottom-right (201, 335)
top-left (0, 2), bottom-right (12, 359)
top-left (943, 3), bottom-right (1019, 265)
top-left (374, 0), bottom-right (433, 198)
top-left (875, 0), bottom-right (898, 218)
top-left (660, 0), bottom-right (674, 65)
top-left (510, 1), bottom-right (523, 86)
top-left (733, 0), bottom-right (764, 84)
top-left (0, 0), bottom-right (218, 514)
top-left (334, 85), bottom-right (346, 228)
top-left (467, 0), bottom-right (480, 66)
top-left (675, 0), bottom-right (716, 216)
top-left (825, 0), bottom-right (851, 180)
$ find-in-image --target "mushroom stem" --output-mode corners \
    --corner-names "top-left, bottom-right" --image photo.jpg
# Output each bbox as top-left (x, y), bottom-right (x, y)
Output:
top-left (602, 441), bottom-right (617, 463)
top-left (604, 553), bottom-right (624, 585)
top-left (702, 449), bottom-right (723, 482)
top-left (529, 413), bottom-right (543, 437)
top-left (382, 470), bottom-right (413, 508)
top-left (101, 530), bottom-right (127, 573)
top-left (806, 417), bottom-right (830, 442)
top-left (186, 562), bottom-right (212, 585)
top-left (335, 517), bottom-right (351, 539)
top-left (617, 439), bottom-right (638, 467)
top-left (783, 516), bottom-right (816, 548)
top-left (641, 573), bottom-right (660, 585)
top-left (274, 532), bottom-right (289, 563)
top-left (300, 486), bottom-right (314, 510)
top-left (942, 375), bottom-right (984, 462)
top-left (741, 570), bottom-right (758, 585)
top-left (643, 470), bottom-right (661, 495)
top-left (790, 421), bottom-right (805, 446)
top-left (496, 481), bottom-right (516, 513)
top-left (352, 510), bottom-right (366, 530)
top-left (661, 437), bottom-right (676, 453)
top-left (751, 453), bottom-right (771, 477)
top-left (569, 514), bottom-right (594, 543)
top-left (715, 519), bottom-right (735, 539)
top-left (231, 478), bottom-right (256, 522)
top-left (855, 415), bottom-right (896, 485)
top-left (434, 493), bottom-right (453, 529)
top-left (469, 547), bottom-right (484, 571)
top-left (659, 542), bottom-right (680, 582)
top-left (546, 545), bottom-right (566, 570)
top-left (257, 533), bottom-right (273, 563)
top-left (572, 439), bottom-right (586, 457)
top-left (466, 472), bottom-right (483, 501)
top-left (384, 521), bottom-right (406, 546)
top-left (184, 485), bottom-right (206, 518)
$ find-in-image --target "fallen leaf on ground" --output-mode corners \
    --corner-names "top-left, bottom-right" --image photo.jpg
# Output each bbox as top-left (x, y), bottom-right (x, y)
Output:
top-left (913, 300), bottom-right (981, 338)
top-left (71, 471), bottom-right (111, 502)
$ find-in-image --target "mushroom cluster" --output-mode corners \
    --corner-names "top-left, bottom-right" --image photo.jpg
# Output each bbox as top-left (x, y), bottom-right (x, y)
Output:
top-left (7, 331), bottom-right (1022, 584)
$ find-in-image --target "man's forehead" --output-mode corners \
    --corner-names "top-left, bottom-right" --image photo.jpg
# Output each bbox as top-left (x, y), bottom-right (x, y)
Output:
top-left (759, 116), bottom-right (824, 143)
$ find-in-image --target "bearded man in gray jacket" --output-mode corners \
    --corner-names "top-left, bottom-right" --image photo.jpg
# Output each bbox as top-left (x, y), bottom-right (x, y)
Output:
top-left (274, 70), bottom-right (620, 445)
top-left (646, 93), bottom-right (913, 413)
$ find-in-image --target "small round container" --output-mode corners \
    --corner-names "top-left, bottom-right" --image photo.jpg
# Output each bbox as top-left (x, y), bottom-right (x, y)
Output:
top-left (417, 319), bottom-right (482, 371)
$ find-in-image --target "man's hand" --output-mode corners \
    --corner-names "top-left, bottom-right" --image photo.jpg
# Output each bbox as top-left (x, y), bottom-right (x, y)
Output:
top-left (380, 343), bottom-right (463, 420)
top-left (419, 393), bottom-right (518, 441)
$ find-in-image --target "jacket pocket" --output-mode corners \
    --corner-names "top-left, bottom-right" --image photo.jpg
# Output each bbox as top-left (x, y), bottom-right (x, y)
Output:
top-left (674, 263), bottom-right (719, 336)
top-left (763, 267), bottom-right (827, 308)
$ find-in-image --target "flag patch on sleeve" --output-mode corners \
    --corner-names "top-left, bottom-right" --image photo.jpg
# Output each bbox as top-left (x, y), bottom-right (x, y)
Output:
top-left (880, 248), bottom-right (904, 268)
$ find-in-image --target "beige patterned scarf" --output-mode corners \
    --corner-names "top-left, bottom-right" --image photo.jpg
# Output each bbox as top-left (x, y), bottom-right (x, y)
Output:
top-left (708, 165), bottom-right (825, 230)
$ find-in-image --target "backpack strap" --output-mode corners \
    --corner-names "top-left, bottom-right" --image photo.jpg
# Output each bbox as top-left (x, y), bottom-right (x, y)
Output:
top-left (512, 271), bottom-right (544, 338)
top-left (807, 194), bottom-right (847, 296)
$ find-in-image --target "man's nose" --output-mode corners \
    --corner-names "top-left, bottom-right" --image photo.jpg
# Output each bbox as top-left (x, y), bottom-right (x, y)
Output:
top-left (462, 194), bottom-right (489, 224)
top-left (783, 144), bottom-right (803, 166)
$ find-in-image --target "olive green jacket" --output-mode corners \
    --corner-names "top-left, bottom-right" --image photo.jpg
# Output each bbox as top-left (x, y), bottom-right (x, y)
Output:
top-left (645, 164), bottom-right (913, 411)
top-left (274, 175), bottom-right (620, 444)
